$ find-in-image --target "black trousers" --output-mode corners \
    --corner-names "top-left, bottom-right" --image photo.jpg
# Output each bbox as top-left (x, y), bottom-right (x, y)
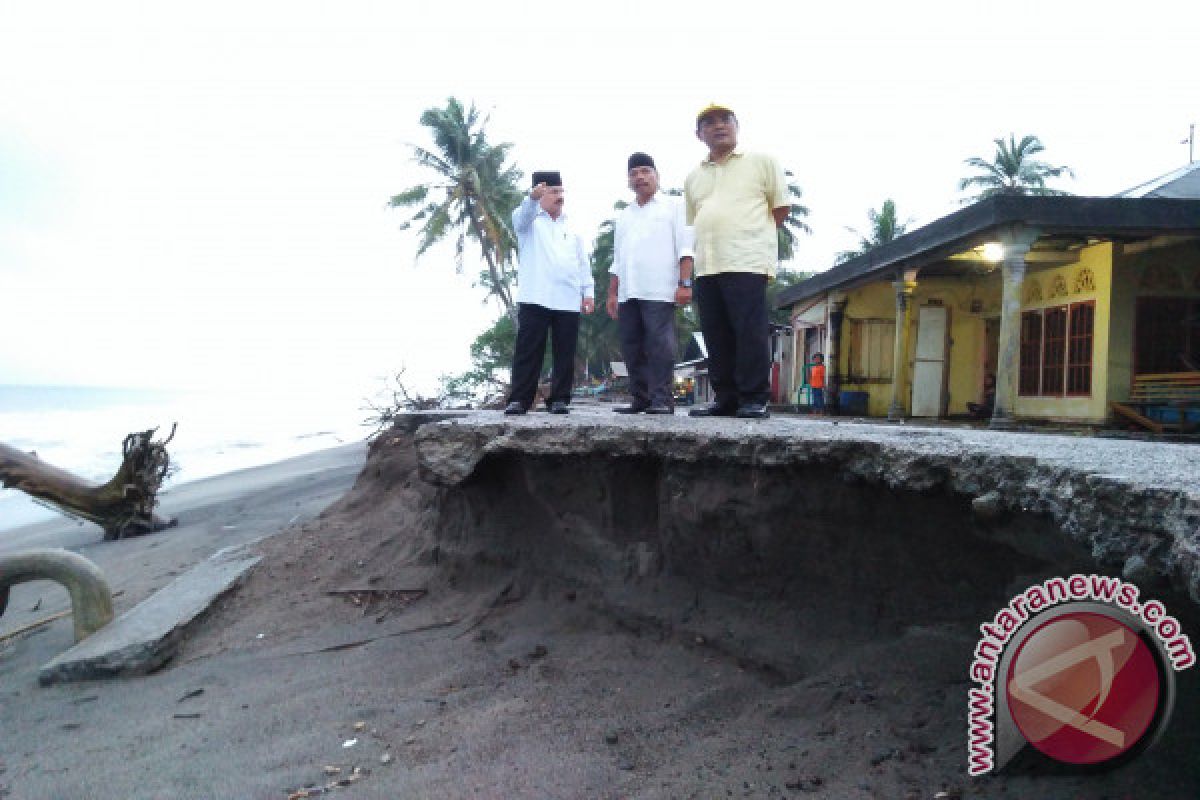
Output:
top-left (693, 272), bottom-right (769, 407)
top-left (617, 299), bottom-right (677, 407)
top-left (508, 302), bottom-right (580, 409)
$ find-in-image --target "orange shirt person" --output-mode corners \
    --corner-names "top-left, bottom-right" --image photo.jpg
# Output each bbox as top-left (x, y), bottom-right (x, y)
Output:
top-left (808, 353), bottom-right (826, 412)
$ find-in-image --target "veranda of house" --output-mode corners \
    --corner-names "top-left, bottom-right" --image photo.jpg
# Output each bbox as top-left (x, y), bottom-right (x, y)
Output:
top-left (777, 195), bottom-right (1200, 427)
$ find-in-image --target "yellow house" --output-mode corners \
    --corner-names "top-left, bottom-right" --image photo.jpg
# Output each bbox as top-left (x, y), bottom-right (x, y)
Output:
top-left (776, 190), bottom-right (1200, 427)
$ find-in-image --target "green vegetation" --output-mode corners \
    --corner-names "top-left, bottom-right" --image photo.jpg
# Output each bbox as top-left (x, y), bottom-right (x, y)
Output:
top-left (386, 106), bottom-right (1089, 408)
top-left (383, 100), bottom-right (839, 406)
top-left (836, 199), bottom-right (909, 263)
top-left (958, 134), bottom-right (1075, 204)
top-left (768, 269), bottom-right (815, 325)
top-left (389, 97), bottom-right (523, 313)
top-left (777, 171), bottom-right (812, 262)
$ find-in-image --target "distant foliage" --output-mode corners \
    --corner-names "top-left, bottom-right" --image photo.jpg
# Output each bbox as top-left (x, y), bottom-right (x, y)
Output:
top-left (836, 199), bottom-right (909, 263)
top-left (777, 171), bottom-right (812, 262)
top-left (958, 134), bottom-right (1074, 204)
top-left (767, 269), bottom-right (815, 324)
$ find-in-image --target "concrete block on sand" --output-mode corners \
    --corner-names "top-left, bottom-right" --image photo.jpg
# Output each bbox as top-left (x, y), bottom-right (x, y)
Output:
top-left (39, 546), bottom-right (260, 685)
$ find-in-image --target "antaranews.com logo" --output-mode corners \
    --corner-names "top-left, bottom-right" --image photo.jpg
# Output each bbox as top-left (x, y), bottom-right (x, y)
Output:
top-left (967, 574), bottom-right (1195, 775)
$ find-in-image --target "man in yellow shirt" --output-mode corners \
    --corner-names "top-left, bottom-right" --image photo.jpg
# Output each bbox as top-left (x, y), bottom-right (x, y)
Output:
top-left (684, 103), bottom-right (789, 419)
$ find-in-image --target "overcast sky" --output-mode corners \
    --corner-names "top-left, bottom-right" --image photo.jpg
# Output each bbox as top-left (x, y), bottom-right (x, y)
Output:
top-left (2, 1), bottom-right (1197, 399)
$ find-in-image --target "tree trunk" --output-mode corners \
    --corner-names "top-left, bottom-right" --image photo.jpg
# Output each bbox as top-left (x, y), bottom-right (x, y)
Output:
top-left (0, 428), bottom-right (178, 540)
top-left (464, 200), bottom-right (515, 315)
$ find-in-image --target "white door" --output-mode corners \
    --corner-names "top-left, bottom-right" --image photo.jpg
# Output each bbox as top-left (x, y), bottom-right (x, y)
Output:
top-left (911, 306), bottom-right (948, 417)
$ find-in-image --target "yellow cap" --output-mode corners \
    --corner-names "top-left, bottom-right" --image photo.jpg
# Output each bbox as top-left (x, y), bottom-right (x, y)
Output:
top-left (696, 102), bottom-right (735, 124)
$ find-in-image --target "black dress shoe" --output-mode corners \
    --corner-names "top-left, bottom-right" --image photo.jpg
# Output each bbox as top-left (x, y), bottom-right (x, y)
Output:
top-left (736, 403), bottom-right (770, 419)
top-left (504, 402), bottom-right (527, 416)
top-left (688, 403), bottom-right (738, 418)
top-left (549, 401), bottom-right (570, 415)
top-left (614, 402), bottom-right (649, 414)
top-left (644, 404), bottom-right (673, 415)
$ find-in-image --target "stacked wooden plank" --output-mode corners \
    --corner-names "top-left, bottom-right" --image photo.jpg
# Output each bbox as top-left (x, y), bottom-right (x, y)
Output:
top-left (1111, 371), bottom-right (1200, 433)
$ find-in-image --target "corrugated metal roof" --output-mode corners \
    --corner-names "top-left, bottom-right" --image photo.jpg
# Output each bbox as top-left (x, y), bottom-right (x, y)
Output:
top-left (1116, 162), bottom-right (1200, 199)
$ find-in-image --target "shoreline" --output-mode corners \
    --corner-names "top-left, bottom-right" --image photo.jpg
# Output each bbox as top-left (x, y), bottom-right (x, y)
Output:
top-left (1, 437), bottom-right (369, 798)
top-left (5, 419), bottom-right (1200, 798)
top-left (0, 440), bottom-right (367, 550)
top-left (0, 437), bottom-right (369, 540)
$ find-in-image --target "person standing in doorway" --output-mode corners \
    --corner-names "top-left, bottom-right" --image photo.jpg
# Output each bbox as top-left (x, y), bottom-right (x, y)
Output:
top-left (684, 103), bottom-right (789, 420)
top-left (505, 172), bottom-right (595, 416)
top-left (607, 152), bottom-right (694, 415)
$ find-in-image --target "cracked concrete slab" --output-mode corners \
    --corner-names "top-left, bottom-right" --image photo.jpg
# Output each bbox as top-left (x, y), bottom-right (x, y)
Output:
top-left (408, 407), bottom-right (1200, 603)
top-left (38, 546), bottom-right (261, 685)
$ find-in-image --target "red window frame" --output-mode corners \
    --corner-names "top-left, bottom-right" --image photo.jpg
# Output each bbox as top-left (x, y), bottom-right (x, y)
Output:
top-left (1066, 301), bottom-right (1094, 396)
top-left (1019, 311), bottom-right (1042, 396)
top-left (1019, 303), bottom-right (1095, 398)
top-left (1041, 305), bottom-right (1068, 396)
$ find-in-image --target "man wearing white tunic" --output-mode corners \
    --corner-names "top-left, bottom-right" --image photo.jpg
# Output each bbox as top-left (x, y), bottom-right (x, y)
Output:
top-left (606, 153), bottom-right (694, 414)
top-left (505, 171), bottom-right (595, 415)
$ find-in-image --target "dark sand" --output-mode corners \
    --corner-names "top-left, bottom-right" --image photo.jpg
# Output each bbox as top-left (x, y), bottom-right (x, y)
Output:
top-left (2, 431), bottom-right (1196, 799)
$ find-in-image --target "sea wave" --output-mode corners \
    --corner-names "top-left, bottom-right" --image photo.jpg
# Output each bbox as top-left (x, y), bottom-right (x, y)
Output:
top-left (0, 384), bottom-right (368, 532)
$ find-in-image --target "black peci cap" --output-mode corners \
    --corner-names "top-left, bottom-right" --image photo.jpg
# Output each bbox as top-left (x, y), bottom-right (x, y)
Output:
top-left (531, 171), bottom-right (562, 187)
top-left (627, 152), bottom-right (656, 172)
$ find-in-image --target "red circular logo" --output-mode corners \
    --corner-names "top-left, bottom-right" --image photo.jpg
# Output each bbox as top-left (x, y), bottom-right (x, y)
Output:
top-left (1006, 611), bottom-right (1161, 765)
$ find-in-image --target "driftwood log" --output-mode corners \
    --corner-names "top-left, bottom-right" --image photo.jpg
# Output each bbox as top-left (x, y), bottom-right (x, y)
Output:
top-left (0, 428), bottom-right (178, 540)
top-left (0, 549), bottom-right (114, 642)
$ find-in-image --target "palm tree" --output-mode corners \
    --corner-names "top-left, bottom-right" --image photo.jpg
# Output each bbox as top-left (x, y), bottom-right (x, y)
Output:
top-left (389, 98), bottom-right (523, 313)
top-left (958, 134), bottom-right (1075, 204)
top-left (836, 199), bottom-right (909, 263)
top-left (766, 268), bottom-right (814, 324)
top-left (580, 197), bottom-right (705, 380)
top-left (777, 171), bottom-right (812, 262)
top-left (576, 204), bottom-right (625, 381)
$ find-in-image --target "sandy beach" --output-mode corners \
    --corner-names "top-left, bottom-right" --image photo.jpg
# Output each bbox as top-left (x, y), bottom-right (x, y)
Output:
top-left (0, 442), bottom-right (367, 798)
top-left (3, 422), bottom-right (1198, 799)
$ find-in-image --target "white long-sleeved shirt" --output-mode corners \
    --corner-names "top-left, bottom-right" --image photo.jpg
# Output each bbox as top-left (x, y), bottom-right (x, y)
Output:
top-left (609, 194), bottom-right (695, 303)
top-left (511, 195), bottom-right (593, 311)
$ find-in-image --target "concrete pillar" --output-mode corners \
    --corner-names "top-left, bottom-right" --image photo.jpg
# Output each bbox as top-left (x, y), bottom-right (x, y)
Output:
top-left (887, 274), bottom-right (919, 422)
top-left (826, 293), bottom-right (848, 414)
top-left (990, 226), bottom-right (1040, 429)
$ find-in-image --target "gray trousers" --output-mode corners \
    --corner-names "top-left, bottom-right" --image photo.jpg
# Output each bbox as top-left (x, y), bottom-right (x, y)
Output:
top-left (618, 299), bottom-right (677, 407)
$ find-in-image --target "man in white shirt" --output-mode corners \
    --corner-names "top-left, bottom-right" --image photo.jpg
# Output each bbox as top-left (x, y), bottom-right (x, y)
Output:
top-left (505, 171), bottom-right (595, 416)
top-left (607, 153), bottom-right (694, 414)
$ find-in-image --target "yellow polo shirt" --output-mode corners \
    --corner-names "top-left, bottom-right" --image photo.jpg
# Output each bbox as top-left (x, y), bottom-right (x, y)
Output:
top-left (684, 150), bottom-right (788, 278)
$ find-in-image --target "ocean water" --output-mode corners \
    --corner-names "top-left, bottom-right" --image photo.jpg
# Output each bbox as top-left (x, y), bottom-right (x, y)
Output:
top-left (0, 384), bottom-right (372, 532)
